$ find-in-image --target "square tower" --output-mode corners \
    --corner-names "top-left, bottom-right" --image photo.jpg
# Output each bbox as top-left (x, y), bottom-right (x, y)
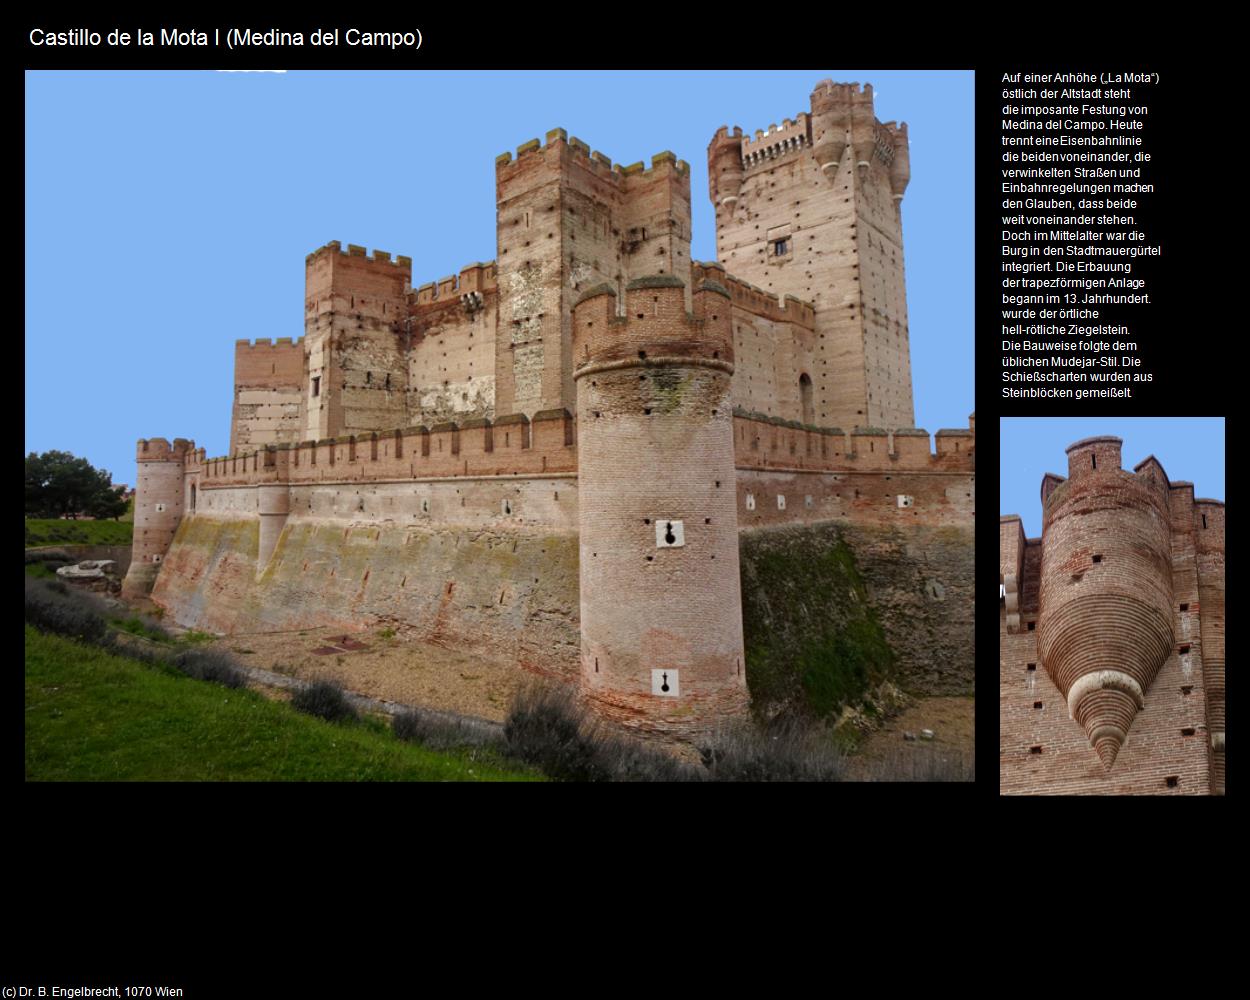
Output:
top-left (708, 81), bottom-right (914, 429)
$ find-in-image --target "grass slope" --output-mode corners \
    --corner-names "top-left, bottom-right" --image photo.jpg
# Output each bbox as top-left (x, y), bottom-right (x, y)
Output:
top-left (25, 519), bottom-right (133, 547)
top-left (740, 524), bottom-right (896, 721)
top-left (24, 626), bottom-right (540, 782)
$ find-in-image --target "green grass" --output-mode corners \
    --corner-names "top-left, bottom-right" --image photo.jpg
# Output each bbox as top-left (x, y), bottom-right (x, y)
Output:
top-left (25, 518), bottom-right (133, 547)
top-left (24, 625), bottom-right (542, 782)
top-left (741, 524), bottom-right (896, 721)
top-left (25, 562), bottom-right (56, 579)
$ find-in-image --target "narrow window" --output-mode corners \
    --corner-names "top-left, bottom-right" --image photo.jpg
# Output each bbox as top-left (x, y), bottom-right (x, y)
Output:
top-left (1091, 453), bottom-right (1096, 469)
top-left (312, 376), bottom-right (320, 397)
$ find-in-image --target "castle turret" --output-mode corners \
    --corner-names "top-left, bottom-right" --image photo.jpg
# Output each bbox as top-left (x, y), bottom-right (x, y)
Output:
top-left (707, 125), bottom-right (745, 208)
top-left (122, 437), bottom-right (194, 597)
top-left (1038, 437), bottom-right (1175, 769)
top-left (808, 79), bottom-right (849, 177)
top-left (572, 274), bottom-right (748, 739)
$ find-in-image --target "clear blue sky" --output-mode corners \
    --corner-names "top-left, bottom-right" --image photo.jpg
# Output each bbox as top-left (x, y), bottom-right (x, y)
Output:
top-left (1001, 417), bottom-right (1226, 537)
top-left (25, 70), bottom-right (973, 486)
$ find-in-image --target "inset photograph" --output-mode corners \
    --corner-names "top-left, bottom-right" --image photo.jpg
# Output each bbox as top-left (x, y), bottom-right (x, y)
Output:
top-left (1000, 417), bottom-right (1224, 795)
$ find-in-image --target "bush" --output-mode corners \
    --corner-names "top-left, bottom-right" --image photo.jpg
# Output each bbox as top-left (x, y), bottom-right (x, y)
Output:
top-left (589, 730), bottom-right (702, 782)
top-left (25, 548), bottom-right (72, 565)
top-left (860, 746), bottom-right (974, 782)
top-left (24, 576), bottom-right (109, 645)
top-left (698, 718), bottom-right (846, 782)
top-left (290, 679), bottom-right (358, 723)
top-left (392, 709), bottom-right (503, 751)
top-left (504, 684), bottom-right (609, 781)
top-left (173, 648), bottom-right (248, 689)
top-left (503, 684), bottom-right (701, 782)
top-left (114, 616), bottom-right (172, 644)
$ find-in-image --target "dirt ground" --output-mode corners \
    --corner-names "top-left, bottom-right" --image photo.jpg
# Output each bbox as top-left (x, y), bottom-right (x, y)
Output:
top-left (203, 626), bottom-right (523, 723)
top-left (844, 695), bottom-right (975, 778)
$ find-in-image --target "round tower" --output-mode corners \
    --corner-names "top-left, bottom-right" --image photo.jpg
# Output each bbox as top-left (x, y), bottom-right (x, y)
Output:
top-left (571, 274), bottom-right (749, 740)
top-left (809, 79), bottom-right (850, 177)
top-left (1038, 436), bottom-right (1175, 769)
top-left (122, 437), bottom-right (193, 598)
top-left (707, 125), bottom-right (745, 209)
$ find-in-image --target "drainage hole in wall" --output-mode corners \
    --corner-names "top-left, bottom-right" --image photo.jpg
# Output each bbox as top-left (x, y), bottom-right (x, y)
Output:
top-left (1165, 776), bottom-right (1179, 788)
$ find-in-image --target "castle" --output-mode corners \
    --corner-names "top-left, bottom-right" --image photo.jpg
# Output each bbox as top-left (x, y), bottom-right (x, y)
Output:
top-left (122, 81), bottom-right (975, 740)
top-left (1000, 437), bottom-right (1225, 794)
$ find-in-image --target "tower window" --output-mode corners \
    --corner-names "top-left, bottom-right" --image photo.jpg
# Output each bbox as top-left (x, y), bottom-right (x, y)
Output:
top-left (312, 376), bottom-right (320, 397)
top-left (773, 238), bottom-right (789, 256)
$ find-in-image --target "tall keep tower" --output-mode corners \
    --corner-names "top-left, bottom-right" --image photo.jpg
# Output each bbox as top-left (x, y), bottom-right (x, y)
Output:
top-left (572, 274), bottom-right (749, 738)
top-left (708, 81), bottom-right (913, 429)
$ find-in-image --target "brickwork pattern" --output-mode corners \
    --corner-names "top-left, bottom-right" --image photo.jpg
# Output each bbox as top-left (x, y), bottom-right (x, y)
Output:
top-left (1000, 436), bottom-right (1224, 794)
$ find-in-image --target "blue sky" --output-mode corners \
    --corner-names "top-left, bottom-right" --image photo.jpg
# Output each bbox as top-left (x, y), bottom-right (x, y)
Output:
top-left (1001, 417), bottom-right (1226, 537)
top-left (25, 70), bottom-right (973, 486)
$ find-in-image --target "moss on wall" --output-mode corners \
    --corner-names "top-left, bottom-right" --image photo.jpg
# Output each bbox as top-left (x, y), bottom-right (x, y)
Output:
top-left (739, 523), bottom-right (895, 722)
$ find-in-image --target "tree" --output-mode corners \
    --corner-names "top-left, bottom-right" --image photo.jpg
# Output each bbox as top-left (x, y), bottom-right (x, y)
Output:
top-left (25, 450), bottom-right (128, 520)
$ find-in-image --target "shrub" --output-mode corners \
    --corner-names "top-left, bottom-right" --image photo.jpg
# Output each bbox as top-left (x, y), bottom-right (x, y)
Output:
top-left (24, 576), bottom-right (109, 645)
top-left (25, 548), bottom-right (72, 565)
top-left (503, 684), bottom-right (701, 782)
top-left (290, 679), bottom-right (358, 723)
top-left (173, 648), bottom-right (248, 690)
top-left (860, 746), bottom-right (974, 782)
top-left (589, 730), bottom-right (702, 782)
top-left (114, 616), bottom-right (173, 644)
top-left (503, 684), bottom-right (612, 782)
top-left (392, 709), bottom-right (503, 751)
top-left (699, 718), bottom-right (846, 782)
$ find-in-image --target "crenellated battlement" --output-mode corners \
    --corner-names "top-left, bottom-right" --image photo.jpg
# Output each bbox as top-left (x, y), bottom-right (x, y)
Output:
top-left (137, 437), bottom-right (196, 462)
top-left (234, 336), bottom-right (305, 350)
top-left (740, 113), bottom-right (811, 170)
top-left (305, 240), bottom-right (413, 271)
top-left (194, 411), bottom-right (577, 489)
top-left (692, 262), bottom-right (814, 327)
top-left (571, 275), bottom-right (732, 377)
top-left (495, 129), bottom-right (690, 188)
top-left (409, 261), bottom-right (498, 307)
top-left (732, 410), bottom-right (974, 473)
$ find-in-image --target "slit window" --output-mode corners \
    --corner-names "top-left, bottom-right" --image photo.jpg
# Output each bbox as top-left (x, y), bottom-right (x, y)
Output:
top-left (312, 376), bottom-right (321, 397)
